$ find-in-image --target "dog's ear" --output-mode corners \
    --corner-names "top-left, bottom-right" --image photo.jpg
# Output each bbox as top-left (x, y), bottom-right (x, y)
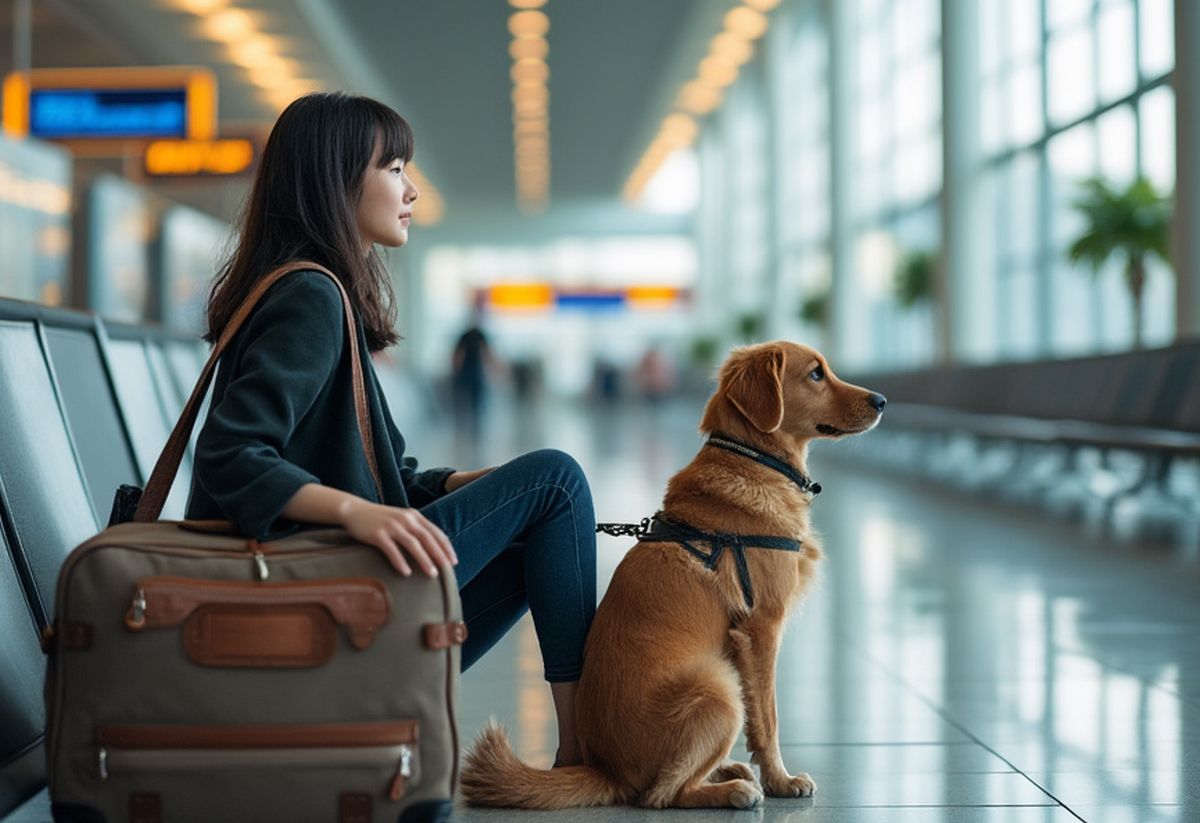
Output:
top-left (726, 345), bottom-right (786, 433)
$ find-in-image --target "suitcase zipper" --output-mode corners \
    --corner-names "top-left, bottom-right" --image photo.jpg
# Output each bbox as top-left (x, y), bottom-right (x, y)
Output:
top-left (95, 722), bottom-right (417, 801)
top-left (97, 743), bottom-right (415, 799)
top-left (252, 549), bottom-right (269, 581)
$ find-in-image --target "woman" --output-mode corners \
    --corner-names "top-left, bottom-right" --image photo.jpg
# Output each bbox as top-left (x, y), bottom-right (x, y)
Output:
top-left (185, 92), bottom-right (596, 768)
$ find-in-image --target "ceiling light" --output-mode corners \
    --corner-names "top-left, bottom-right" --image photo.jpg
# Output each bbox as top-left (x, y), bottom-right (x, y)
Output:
top-left (245, 56), bottom-right (298, 84)
top-left (176, 0), bottom-right (227, 13)
top-left (698, 54), bottom-right (738, 88)
top-left (509, 38), bottom-right (548, 61)
top-left (677, 80), bottom-right (722, 114)
top-left (512, 84), bottom-right (549, 103)
top-left (662, 113), bottom-right (697, 142)
top-left (710, 32), bottom-right (754, 66)
top-left (203, 8), bottom-right (254, 42)
top-left (509, 0), bottom-right (547, 8)
top-left (724, 6), bottom-right (768, 39)
top-left (261, 79), bottom-right (320, 108)
top-left (250, 69), bottom-right (307, 91)
top-left (513, 105), bottom-right (548, 121)
top-left (508, 10), bottom-right (549, 38)
top-left (228, 36), bottom-right (275, 68)
top-left (513, 99), bottom-right (546, 118)
top-left (516, 136), bottom-right (549, 151)
top-left (514, 122), bottom-right (548, 139)
top-left (510, 59), bottom-right (549, 84)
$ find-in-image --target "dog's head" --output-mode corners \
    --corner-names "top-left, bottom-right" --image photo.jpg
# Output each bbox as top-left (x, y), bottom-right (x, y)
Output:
top-left (700, 341), bottom-right (885, 441)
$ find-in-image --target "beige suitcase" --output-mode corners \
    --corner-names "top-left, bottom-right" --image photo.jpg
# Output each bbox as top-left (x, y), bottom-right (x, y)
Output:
top-left (43, 263), bottom-right (464, 823)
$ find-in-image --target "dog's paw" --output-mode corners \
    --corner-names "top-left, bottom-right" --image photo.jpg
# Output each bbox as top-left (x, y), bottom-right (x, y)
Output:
top-left (727, 779), bottom-right (765, 809)
top-left (710, 760), bottom-right (757, 784)
top-left (764, 771), bottom-right (816, 798)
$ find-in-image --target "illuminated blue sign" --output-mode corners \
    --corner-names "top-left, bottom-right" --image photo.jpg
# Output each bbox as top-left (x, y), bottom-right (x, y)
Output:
top-left (555, 292), bottom-right (625, 311)
top-left (29, 89), bottom-right (187, 139)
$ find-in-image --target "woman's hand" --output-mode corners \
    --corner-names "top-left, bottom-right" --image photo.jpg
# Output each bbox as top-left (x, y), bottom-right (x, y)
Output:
top-left (337, 499), bottom-right (457, 577)
top-left (444, 467), bottom-right (496, 494)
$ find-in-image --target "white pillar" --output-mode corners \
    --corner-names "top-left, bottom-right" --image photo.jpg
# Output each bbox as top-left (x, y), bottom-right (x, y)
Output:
top-left (392, 246), bottom-right (424, 372)
top-left (763, 4), bottom-right (794, 340)
top-left (940, 0), bottom-right (993, 363)
top-left (827, 0), bottom-right (858, 367)
top-left (1174, 0), bottom-right (1200, 339)
top-left (695, 128), bottom-right (727, 336)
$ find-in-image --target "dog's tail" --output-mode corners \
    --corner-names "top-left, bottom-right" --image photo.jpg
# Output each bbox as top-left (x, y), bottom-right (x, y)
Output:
top-left (459, 719), bottom-right (634, 810)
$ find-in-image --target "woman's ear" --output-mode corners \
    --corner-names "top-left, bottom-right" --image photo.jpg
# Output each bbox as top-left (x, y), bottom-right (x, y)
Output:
top-left (725, 345), bottom-right (787, 433)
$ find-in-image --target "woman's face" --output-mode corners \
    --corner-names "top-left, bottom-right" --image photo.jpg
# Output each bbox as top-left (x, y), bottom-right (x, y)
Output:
top-left (356, 144), bottom-right (419, 249)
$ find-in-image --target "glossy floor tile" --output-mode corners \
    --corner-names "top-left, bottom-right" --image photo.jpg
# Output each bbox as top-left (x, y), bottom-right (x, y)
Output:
top-left (11, 395), bottom-right (1195, 823)
top-left (423, 396), bottom-right (1200, 822)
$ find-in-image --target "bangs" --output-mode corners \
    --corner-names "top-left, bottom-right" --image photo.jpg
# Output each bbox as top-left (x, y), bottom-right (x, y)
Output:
top-left (371, 102), bottom-right (415, 166)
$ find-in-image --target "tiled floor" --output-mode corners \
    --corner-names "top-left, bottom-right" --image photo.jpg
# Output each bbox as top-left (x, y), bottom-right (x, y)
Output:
top-left (439, 395), bottom-right (1200, 822)
top-left (8, 394), bottom-right (1197, 822)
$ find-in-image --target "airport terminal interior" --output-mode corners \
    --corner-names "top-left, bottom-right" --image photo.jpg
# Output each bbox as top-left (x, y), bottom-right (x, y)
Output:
top-left (1, 0), bottom-right (1199, 821)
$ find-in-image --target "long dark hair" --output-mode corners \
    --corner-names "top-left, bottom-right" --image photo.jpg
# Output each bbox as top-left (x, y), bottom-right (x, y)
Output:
top-left (203, 92), bottom-right (415, 352)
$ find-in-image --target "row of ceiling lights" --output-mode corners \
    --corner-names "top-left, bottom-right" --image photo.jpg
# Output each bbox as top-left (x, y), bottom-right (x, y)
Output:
top-left (170, 0), bottom-right (443, 225)
top-left (622, 0), bottom-right (780, 203)
top-left (174, 0), bottom-right (316, 111)
top-left (508, 0), bottom-right (550, 213)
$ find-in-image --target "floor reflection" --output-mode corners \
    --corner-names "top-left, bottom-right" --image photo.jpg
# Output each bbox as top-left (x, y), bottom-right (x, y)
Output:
top-left (398, 395), bottom-right (1199, 822)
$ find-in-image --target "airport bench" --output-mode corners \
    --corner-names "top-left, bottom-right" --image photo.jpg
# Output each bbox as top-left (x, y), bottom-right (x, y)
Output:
top-left (850, 342), bottom-right (1200, 457)
top-left (0, 297), bottom-right (209, 822)
top-left (844, 342), bottom-right (1200, 535)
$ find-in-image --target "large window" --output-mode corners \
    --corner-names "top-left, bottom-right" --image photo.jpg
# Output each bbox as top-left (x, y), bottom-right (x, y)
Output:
top-left (781, 5), bottom-right (831, 346)
top-left (982, 0), bottom-right (1175, 358)
top-left (852, 0), bottom-right (942, 369)
top-left (725, 58), bottom-right (771, 322)
top-left (690, 0), bottom-right (1180, 374)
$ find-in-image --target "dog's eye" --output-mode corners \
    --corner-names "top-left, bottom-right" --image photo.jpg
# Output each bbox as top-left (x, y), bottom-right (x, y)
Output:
top-left (809, 366), bottom-right (825, 382)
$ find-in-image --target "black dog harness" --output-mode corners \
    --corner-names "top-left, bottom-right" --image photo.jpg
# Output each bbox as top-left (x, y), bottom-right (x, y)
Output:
top-left (595, 434), bottom-right (820, 610)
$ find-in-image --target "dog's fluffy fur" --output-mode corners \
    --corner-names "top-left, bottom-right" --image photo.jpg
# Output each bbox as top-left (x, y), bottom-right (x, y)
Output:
top-left (460, 341), bottom-right (883, 810)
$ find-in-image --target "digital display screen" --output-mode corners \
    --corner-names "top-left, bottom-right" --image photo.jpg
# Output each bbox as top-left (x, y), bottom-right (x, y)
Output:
top-left (29, 88), bottom-right (188, 139)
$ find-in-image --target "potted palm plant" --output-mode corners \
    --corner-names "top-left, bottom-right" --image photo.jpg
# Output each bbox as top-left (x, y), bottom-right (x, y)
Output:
top-left (735, 311), bottom-right (765, 342)
top-left (1067, 176), bottom-right (1172, 349)
top-left (799, 289), bottom-right (828, 327)
top-left (894, 249), bottom-right (937, 308)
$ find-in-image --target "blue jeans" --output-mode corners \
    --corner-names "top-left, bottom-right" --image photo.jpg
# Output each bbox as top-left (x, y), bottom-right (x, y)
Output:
top-left (419, 448), bottom-right (597, 682)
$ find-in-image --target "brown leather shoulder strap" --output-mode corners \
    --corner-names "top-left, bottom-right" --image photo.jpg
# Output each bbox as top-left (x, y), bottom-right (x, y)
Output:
top-left (132, 261), bottom-right (384, 525)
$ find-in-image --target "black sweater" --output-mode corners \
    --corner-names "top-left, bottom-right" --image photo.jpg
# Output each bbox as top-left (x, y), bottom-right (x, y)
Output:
top-left (185, 269), bottom-right (455, 541)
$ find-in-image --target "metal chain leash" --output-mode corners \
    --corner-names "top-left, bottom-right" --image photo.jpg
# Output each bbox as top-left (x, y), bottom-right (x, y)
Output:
top-left (595, 515), bottom-right (654, 538)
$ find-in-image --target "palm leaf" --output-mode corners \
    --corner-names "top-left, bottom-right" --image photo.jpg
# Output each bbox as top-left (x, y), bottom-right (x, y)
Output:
top-left (894, 249), bottom-right (937, 308)
top-left (1067, 175), bottom-right (1172, 274)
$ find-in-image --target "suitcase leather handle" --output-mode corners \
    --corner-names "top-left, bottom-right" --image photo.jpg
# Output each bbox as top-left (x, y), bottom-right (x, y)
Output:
top-left (132, 261), bottom-right (383, 524)
top-left (125, 575), bottom-right (391, 654)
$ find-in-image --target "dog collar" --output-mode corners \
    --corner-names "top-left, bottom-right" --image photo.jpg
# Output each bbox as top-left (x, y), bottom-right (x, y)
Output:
top-left (705, 432), bottom-right (822, 497)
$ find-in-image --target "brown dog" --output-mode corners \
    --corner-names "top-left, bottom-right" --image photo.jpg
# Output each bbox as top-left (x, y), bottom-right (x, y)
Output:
top-left (460, 341), bottom-right (885, 810)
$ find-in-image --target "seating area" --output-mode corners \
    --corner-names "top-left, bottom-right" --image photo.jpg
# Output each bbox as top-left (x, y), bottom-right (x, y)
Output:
top-left (0, 296), bottom-right (210, 821)
top-left (841, 342), bottom-right (1200, 548)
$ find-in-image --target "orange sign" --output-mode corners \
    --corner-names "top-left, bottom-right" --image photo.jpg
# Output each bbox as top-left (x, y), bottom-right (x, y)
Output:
top-left (144, 138), bottom-right (255, 177)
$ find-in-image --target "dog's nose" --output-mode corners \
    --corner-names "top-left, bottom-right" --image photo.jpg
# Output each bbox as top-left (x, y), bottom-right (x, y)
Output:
top-left (868, 392), bottom-right (887, 412)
